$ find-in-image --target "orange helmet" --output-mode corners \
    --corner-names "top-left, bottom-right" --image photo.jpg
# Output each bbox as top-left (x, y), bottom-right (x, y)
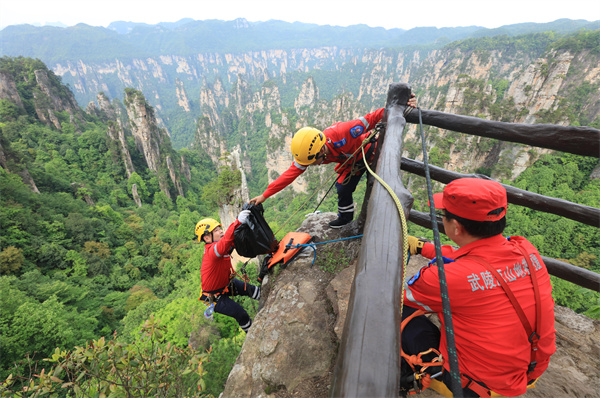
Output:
top-left (291, 127), bottom-right (325, 166)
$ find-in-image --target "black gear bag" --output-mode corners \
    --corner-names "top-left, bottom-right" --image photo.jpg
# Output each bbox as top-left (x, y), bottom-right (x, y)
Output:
top-left (234, 203), bottom-right (278, 258)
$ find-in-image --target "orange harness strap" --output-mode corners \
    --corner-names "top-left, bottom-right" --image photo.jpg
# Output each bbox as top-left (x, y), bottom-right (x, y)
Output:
top-left (400, 309), bottom-right (444, 395)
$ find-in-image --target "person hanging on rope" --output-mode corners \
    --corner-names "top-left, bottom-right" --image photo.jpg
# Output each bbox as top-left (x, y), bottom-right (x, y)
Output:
top-left (249, 95), bottom-right (418, 228)
top-left (195, 211), bottom-right (261, 333)
top-left (402, 178), bottom-right (556, 397)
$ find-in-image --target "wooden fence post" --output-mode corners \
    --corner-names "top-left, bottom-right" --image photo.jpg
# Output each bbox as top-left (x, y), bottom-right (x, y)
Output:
top-left (331, 83), bottom-right (414, 397)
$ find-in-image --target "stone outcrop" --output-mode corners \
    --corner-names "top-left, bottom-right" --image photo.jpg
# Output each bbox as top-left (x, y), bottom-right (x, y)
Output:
top-left (221, 214), bottom-right (600, 398)
top-left (0, 71), bottom-right (24, 108)
top-left (33, 69), bottom-right (85, 130)
top-left (124, 89), bottom-right (183, 199)
top-left (96, 92), bottom-right (136, 178)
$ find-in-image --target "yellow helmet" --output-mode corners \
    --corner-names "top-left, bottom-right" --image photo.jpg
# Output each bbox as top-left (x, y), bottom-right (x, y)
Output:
top-left (291, 127), bottom-right (325, 166)
top-left (195, 218), bottom-right (220, 242)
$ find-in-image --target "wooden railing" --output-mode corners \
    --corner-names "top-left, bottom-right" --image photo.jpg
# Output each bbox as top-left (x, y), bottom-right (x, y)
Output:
top-left (331, 83), bottom-right (600, 397)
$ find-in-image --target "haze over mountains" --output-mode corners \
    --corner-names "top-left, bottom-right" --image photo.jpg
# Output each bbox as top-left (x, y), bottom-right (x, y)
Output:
top-left (2, 17), bottom-right (598, 61)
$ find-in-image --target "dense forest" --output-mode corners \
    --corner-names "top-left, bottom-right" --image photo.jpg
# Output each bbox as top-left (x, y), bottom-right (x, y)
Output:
top-left (0, 28), bottom-right (599, 396)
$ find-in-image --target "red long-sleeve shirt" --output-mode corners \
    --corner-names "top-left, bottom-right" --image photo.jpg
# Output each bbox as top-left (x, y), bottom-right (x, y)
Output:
top-left (200, 220), bottom-right (240, 292)
top-left (262, 108), bottom-right (385, 199)
top-left (404, 235), bottom-right (556, 396)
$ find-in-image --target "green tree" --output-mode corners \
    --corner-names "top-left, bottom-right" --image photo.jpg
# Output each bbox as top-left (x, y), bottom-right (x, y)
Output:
top-left (0, 246), bottom-right (24, 274)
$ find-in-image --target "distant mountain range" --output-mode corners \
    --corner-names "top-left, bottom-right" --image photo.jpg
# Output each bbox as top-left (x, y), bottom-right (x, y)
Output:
top-left (1, 18), bottom-right (598, 63)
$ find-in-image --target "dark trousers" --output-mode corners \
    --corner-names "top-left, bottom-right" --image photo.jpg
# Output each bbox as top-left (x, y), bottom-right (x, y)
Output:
top-left (401, 306), bottom-right (481, 397)
top-left (202, 279), bottom-right (260, 333)
top-left (335, 171), bottom-right (364, 221)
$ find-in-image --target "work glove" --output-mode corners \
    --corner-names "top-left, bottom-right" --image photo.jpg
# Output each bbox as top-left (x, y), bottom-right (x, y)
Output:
top-left (407, 236), bottom-right (426, 255)
top-left (237, 209), bottom-right (251, 224)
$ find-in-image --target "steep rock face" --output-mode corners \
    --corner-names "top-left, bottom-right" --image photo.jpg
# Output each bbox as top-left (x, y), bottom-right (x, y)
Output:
top-left (125, 90), bottom-right (165, 172)
top-left (33, 69), bottom-right (85, 130)
top-left (222, 215), bottom-right (600, 398)
top-left (222, 213), bottom-right (357, 398)
top-left (96, 92), bottom-right (136, 178)
top-left (123, 89), bottom-right (184, 199)
top-left (0, 71), bottom-right (24, 108)
top-left (175, 78), bottom-right (191, 112)
top-left (294, 76), bottom-right (319, 116)
top-left (218, 146), bottom-right (251, 229)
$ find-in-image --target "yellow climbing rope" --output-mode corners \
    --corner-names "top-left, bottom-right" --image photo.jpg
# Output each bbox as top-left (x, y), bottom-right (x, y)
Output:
top-left (360, 141), bottom-right (410, 320)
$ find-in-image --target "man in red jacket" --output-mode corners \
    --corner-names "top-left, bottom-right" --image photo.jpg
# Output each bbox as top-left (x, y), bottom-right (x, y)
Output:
top-left (402, 178), bottom-right (556, 397)
top-left (250, 96), bottom-right (417, 228)
top-left (196, 210), bottom-right (261, 333)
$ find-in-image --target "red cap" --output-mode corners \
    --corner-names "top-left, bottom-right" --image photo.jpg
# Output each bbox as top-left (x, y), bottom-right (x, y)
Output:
top-left (431, 178), bottom-right (507, 222)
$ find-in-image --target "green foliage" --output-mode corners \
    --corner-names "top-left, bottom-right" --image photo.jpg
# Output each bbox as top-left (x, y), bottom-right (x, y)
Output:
top-left (320, 247), bottom-right (351, 274)
top-left (1, 316), bottom-right (210, 397)
top-left (201, 165), bottom-right (242, 207)
top-left (552, 29), bottom-right (600, 54)
top-left (0, 246), bottom-right (24, 274)
top-left (203, 334), bottom-right (245, 396)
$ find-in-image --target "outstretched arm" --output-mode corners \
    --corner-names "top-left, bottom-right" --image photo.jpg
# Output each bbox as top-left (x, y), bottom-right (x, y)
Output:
top-left (249, 161), bottom-right (307, 205)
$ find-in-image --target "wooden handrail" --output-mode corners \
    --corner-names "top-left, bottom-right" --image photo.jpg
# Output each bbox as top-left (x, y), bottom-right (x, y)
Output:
top-left (404, 108), bottom-right (600, 158)
top-left (401, 157), bottom-right (600, 228)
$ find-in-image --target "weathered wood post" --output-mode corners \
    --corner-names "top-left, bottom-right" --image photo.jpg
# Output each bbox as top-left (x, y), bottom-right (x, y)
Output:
top-left (331, 83), bottom-right (414, 397)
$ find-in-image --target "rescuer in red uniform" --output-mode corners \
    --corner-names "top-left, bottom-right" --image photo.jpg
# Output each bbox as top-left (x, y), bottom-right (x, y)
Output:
top-left (196, 210), bottom-right (261, 333)
top-left (250, 95), bottom-right (417, 228)
top-left (402, 178), bottom-right (556, 396)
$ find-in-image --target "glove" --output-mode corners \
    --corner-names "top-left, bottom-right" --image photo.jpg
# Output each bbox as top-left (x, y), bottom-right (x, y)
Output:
top-left (237, 209), bottom-right (251, 224)
top-left (407, 236), bottom-right (426, 255)
top-left (304, 210), bottom-right (322, 218)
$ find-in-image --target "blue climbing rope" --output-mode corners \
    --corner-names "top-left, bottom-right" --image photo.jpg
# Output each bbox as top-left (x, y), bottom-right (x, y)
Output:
top-left (285, 235), bottom-right (363, 267)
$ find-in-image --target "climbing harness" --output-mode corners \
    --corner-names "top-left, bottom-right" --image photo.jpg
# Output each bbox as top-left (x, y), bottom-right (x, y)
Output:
top-left (400, 309), bottom-right (444, 396)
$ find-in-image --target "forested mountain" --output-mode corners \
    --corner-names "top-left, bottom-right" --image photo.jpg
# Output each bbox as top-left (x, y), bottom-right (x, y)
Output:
top-left (0, 20), bottom-right (599, 396)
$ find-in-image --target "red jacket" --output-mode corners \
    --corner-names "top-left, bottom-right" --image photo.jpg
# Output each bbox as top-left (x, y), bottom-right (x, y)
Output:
top-left (404, 235), bottom-right (556, 396)
top-left (262, 108), bottom-right (385, 198)
top-left (200, 220), bottom-right (240, 292)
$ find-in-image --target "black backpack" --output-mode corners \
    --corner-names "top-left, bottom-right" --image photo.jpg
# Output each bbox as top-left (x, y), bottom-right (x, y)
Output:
top-left (233, 203), bottom-right (278, 258)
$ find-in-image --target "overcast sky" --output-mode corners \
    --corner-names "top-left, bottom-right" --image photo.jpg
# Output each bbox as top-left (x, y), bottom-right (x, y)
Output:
top-left (1, 0), bottom-right (599, 30)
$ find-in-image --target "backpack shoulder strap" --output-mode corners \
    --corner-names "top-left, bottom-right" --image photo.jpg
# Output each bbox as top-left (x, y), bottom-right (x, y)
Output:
top-left (467, 244), bottom-right (542, 374)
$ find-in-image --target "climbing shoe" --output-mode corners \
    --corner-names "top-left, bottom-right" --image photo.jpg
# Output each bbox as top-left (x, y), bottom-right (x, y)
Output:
top-left (328, 217), bottom-right (352, 229)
